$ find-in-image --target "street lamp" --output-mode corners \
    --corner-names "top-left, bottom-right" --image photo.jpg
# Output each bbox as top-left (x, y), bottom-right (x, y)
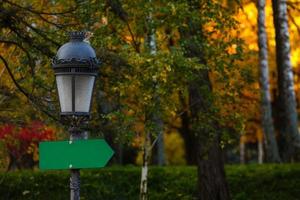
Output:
top-left (52, 31), bottom-right (100, 200)
top-left (52, 31), bottom-right (99, 120)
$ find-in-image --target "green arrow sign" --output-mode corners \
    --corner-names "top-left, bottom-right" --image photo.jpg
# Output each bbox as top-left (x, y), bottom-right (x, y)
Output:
top-left (39, 139), bottom-right (114, 170)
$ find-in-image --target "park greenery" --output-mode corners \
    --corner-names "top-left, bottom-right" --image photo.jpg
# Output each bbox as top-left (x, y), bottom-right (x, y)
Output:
top-left (1, 165), bottom-right (300, 200)
top-left (1, 0), bottom-right (300, 199)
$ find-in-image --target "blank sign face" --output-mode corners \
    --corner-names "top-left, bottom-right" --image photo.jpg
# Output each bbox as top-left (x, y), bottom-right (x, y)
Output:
top-left (39, 139), bottom-right (114, 170)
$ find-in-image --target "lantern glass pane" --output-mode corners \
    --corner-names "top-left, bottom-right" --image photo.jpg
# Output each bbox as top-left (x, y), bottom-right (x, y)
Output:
top-left (56, 75), bottom-right (72, 112)
top-left (75, 75), bottom-right (95, 113)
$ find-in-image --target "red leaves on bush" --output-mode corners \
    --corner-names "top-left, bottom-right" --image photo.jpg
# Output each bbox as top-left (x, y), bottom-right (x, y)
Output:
top-left (0, 121), bottom-right (56, 162)
top-left (18, 121), bottom-right (55, 142)
top-left (0, 124), bottom-right (14, 139)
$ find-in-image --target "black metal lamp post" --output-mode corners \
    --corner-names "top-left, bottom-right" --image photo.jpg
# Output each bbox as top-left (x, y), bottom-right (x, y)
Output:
top-left (52, 31), bottom-right (100, 200)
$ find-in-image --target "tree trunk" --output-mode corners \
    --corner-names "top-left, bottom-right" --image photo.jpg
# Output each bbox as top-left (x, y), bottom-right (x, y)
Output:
top-left (156, 133), bottom-right (165, 165)
top-left (188, 75), bottom-right (231, 200)
top-left (197, 135), bottom-right (230, 200)
top-left (147, 6), bottom-right (165, 166)
top-left (152, 115), bottom-right (165, 165)
top-left (178, 92), bottom-right (197, 165)
top-left (258, 140), bottom-right (264, 164)
top-left (140, 5), bottom-right (165, 199)
top-left (139, 132), bottom-right (151, 200)
top-left (240, 137), bottom-right (245, 164)
top-left (7, 153), bottom-right (19, 171)
top-left (257, 0), bottom-right (281, 163)
top-left (180, 1), bottom-right (231, 199)
top-left (272, 0), bottom-right (300, 162)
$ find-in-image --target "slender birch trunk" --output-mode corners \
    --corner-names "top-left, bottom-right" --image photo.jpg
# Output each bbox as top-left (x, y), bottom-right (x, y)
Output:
top-left (139, 132), bottom-right (151, 200)
top-left (153, 114), bottom-right (165, 165)
top-left (272, 0), bottom-right (300, 161)
top-left (148, 23), bottom-right (165, 166)
top-left (257, 0), bottom-right (281, 163)
top-left (139, 4), bottom-right (165, 200)
top-left (148, 11), bottom-right (165, 166)
top-left (258, 139), bottom-right (264, 164)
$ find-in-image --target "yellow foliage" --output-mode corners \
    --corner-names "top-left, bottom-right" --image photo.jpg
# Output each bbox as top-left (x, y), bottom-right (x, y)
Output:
top-left (233, 0), bottom-right (300, 145)
top-left (135, 131), bottom-right (186, 165)
top-left (226, 44), bottom-right (237, 55)
top-left (236, 0), bottom-right (300, 69)
top-left (165, 132), bottom-right (186, 165)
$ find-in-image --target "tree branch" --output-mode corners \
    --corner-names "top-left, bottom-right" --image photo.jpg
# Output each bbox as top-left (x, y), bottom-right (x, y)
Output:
top-left (8, 24), bottom-right (54, 57)
top-left (106, 0), bottom-right (140, 52)
top-left (287, 1), bottom-right (300, 12)
top-left (36, 14), bottom-right (78, 29)
top-left (0, 39), bottom-right (35, 74)
top-left (3, 0), bottom-right (77, 15)
top-left (17, 17), bottom-right (61, 47)
top-left (125, 22), bottom-right (140, 53)
top-left (287, 9), bottom-right (300, 35)
top-left (0, 55), bottom-right (60, 122)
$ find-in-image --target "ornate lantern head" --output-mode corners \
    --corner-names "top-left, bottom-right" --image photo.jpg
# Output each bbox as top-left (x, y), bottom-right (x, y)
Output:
top-left (52, 31), bottom-right (100, 118)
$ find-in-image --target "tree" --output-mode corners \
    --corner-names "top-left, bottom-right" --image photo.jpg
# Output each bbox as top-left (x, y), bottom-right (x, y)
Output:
top-left (178, 91), bottom-right (198, 165)
top-left (0, 0), bottom-right (83, 170)
top-left (94, 1), bottom-right (247, 199)
top-left (0, 1), bottom-right (253, 198)
top-left (92, 1), bottom-right (190, 199)
top-left (179, 1), bottom-right (230, 198)
top-left (257, 0), bottom-right (281, 162)
top-left (140, 3), bottom-right (166, 199)
top-left (146, 1), bottom-right (166, 166)
top-left (0, 0), bottom-right (79, 125)
top-left (272, 0), bottom-right (300, 161)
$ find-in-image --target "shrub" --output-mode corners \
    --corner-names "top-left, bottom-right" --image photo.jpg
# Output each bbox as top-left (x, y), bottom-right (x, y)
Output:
top-left (0, 165), bottom-right (300, 200)
top-left (0, 122), bottom-right (55, 170)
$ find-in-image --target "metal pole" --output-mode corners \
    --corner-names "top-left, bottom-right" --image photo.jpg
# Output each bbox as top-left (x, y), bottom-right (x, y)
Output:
top-left (69, 127), bottom-right (88, 200)
top-left (70, 169), bottom-right (80, 200)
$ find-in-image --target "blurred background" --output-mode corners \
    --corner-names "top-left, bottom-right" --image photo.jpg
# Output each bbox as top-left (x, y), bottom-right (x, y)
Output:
top-left (1, 0), bottom-right (300, 171)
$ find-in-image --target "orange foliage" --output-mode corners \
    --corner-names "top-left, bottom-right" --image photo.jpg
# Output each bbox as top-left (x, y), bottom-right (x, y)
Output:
top-left (235, 0), bottom-right (300, 145)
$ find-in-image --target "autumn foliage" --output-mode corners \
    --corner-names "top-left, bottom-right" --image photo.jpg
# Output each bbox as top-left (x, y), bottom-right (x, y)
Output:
top-left (0, 121), bottom-right (55, 170)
